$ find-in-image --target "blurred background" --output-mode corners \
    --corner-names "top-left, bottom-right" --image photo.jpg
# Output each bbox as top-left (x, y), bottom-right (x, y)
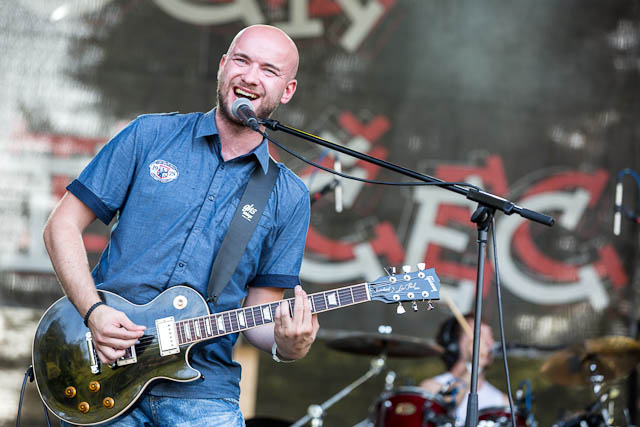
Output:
top-left (1, 0), bottom-right (640, 426)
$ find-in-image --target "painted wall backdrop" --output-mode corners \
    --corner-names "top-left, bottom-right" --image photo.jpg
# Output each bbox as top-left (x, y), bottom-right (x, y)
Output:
top-left (1, 1), bottom-right (639, 425)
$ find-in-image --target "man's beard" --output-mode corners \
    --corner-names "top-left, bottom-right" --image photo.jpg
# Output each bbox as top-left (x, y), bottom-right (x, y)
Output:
top-left (216, 81), bottom-right (281, 126)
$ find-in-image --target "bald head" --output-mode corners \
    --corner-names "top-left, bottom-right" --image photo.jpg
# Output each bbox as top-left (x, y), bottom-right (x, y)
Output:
top-left (216, 25), bottom-right (300, 128)
top-left (226, 25), bottom-right (299, 80)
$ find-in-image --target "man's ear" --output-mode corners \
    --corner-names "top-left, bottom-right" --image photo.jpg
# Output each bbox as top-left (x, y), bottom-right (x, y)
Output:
top-left (279, 79), bottom-right (297, 105)
top-left (217, 54), bottom-right (227, 80)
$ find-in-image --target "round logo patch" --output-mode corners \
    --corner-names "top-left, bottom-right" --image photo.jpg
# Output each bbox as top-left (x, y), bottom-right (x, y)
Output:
top-left (149, 159), bottom-right (179, 183)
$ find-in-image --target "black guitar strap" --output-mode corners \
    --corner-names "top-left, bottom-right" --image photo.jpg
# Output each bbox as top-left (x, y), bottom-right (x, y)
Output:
top-left (207, 157), bottom-right (280, 303)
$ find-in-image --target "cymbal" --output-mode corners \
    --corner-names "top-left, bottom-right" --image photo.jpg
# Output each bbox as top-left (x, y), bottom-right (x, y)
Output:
top-left (325, 331), bottom-right (444, 358)
top-left (540, 336), bottom-right (640, 386)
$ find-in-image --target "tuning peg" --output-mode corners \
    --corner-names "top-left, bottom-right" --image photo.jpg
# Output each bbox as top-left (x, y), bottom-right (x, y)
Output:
top-left (417, 263), bottom-right (426, 271)
top-left (426, 300), bottom-right (435, 311)
top-left (402, 265), bottom-right (411, 273)
top-left (411, 301), bottom-right (418, 312)
top-left (396, 302), bottom-right (406, 315)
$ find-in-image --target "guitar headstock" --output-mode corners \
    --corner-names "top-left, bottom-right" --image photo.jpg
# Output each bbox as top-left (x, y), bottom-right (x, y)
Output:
top-left (368, 264), bottom-right (440, 313)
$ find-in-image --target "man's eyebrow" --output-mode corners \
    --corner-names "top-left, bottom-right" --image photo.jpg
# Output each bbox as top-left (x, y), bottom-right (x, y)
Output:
top-left (232, 51), bottom-right (283, 74)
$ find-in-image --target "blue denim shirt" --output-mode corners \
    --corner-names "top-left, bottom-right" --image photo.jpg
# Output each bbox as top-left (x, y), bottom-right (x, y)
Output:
top-left (67, 108), bottom-right (310, 399)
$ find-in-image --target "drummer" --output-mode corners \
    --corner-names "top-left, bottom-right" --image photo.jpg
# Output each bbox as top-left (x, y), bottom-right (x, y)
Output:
top-left (420, 314), bottom-right (509, 423)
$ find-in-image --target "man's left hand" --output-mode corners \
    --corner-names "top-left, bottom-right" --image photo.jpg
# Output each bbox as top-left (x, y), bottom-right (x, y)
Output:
top-left (273, 285), bottom-right (319, 360)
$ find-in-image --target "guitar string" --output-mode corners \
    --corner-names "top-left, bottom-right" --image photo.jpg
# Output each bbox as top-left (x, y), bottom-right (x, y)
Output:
top-left (126, 296), bottom-right (426, 356)
top-left (96, 282), bottom-right (430, 356)
top-left (112, 285), bottom-right (421, 342)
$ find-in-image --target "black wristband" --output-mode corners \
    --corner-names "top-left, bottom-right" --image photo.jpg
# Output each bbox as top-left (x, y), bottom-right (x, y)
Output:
top-left (84, 301), bottom-right (106, 327)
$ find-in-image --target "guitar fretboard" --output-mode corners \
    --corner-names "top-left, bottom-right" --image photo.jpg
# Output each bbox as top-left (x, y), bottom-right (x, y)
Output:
top-left (175, 283), bottom-right (370, 345)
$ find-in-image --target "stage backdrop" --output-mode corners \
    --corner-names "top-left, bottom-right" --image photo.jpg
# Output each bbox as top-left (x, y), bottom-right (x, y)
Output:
top-left (1, 1), bottom-right (639, 426)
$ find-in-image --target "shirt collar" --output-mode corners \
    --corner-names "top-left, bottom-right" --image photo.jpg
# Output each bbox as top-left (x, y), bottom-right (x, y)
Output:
top-left (196, 108), bottom-right (271, 174)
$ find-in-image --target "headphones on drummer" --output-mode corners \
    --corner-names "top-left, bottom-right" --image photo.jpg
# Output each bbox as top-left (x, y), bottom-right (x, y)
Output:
top-left (436, 315), bottom-right (467, 370)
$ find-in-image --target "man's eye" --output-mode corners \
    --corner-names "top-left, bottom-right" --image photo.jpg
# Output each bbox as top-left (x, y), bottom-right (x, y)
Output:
top-left (234, 58), bottom-right (248, 65)
top-left (264, 69), bottom-right (277, 76)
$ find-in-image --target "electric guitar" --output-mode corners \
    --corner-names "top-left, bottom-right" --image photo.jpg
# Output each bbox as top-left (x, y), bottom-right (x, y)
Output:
top-left (32, 265), bottom-right (440, 425)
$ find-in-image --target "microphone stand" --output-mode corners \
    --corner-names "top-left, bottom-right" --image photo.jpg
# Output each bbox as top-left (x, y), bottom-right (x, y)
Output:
top-left (260, 118), bottom-right (555, 426)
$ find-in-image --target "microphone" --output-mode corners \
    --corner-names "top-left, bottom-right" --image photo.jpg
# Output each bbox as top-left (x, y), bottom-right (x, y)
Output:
top-left (334, 156), bottom-right (343, 213)
top-left (231, 98), bottom-right (260, 131)
top-left (614, 179), bottom-right (623, 236)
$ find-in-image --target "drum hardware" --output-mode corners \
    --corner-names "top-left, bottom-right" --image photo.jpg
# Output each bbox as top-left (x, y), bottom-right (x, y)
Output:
top-left (542, 336), bottom-right (640, 427)
top-left (324, 331), bottom-right (444, 359)
top-left (290, 356), bottom-right (386, 427)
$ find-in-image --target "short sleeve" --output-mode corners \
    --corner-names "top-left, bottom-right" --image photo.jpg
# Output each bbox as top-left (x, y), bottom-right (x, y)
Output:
top-left (67, 118), bottom-right (141, 224)
top-left (249, 187), bottom-right (310, 289)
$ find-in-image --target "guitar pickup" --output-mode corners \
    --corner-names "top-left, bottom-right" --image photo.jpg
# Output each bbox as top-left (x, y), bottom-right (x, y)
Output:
top-left (156, 317), bottom-right (180, 356)
top-left (115, 345), bottom-right (137, 366)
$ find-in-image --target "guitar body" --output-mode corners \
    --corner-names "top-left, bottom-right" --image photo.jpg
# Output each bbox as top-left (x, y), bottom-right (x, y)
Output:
top-left (32, 286), bottom-right (208, 425)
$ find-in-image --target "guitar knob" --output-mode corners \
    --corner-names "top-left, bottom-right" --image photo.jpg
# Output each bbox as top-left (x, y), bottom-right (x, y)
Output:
top-left (64, 386), bottom-right (76, 398)
top-left (88, 381), bottom-right (101, 392)
top-left (103, 397), bottom-right (115, 409)
top-left (78, 402), bottom-right (90, 413)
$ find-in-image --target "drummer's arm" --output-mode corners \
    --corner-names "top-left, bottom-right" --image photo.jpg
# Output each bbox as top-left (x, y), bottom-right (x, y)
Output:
top-left (419, 378), bottom-right (443, 394)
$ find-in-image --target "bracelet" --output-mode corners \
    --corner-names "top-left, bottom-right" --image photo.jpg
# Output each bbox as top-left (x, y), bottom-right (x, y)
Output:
top-left (84, 301), bottom-right (106, 327)
top-left (271, 342), bottom-right (296, 363)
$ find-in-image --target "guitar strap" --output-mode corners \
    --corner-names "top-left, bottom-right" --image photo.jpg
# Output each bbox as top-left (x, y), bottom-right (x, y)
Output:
top-left (207, 156), bottom-right (280, 304)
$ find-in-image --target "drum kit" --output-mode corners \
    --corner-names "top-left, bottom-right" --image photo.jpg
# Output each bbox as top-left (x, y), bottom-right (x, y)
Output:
top-left (279, 330), bottom-right (640, 427)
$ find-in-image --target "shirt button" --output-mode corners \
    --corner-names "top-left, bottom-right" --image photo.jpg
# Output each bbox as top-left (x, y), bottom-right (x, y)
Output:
top-left (208, 195), bottom-right (214, 201)
top-left (178, 262), bottom-right (185, 267)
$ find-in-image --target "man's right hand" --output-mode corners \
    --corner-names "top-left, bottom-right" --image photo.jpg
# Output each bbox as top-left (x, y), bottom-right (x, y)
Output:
top-left (86, 304), bottom-right (146, 364)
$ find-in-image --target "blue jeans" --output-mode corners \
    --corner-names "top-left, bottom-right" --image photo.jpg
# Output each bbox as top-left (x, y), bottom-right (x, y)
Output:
top-left (61, 395), bottom-right (245, 427)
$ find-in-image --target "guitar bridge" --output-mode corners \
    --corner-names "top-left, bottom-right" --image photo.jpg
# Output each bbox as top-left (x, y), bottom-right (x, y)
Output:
top-left (85, 332), bottom-right (101, 374)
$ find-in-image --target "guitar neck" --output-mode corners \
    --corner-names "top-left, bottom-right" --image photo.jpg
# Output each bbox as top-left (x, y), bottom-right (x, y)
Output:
top-left (175, 283), bottom-right (371, 346)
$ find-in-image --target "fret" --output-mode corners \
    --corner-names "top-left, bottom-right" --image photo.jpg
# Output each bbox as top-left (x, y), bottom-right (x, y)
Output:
top-left (199, 318), bottom-right (207, 338)
top-left (210, 315), bottom-right (219, 336)
top-left (338, 288), bottom-right (353, 306)
top-left (216, 314), bottom-right (226, 333)
top-left (253, 306), bottom-right (263, 325)
top-left (270, 302), bottom-right (280, 321)
top-left (229, 312), bottom-right (239, 332)
top-left (352, 284), bottom-right (369, 303)
top-left (262, 304), bottom-right (273, 323)
top-left (176, 321), bottom-right (186, 344)
top-left (313, 293), bottom-right (327, 312)
top-left (204, 316), bottom-right (212, 337)
top-left (223, 313), bottom-right (232, 333)
top-left (237, 310), bottom-right (246, 329)
top-left (195, 318), bottom-right (202, 339)
top-left (184, 321), bottom-right (192, 341)
top-left (326, 291), bottom-right (339, 308)
top-left (287, 299), bottom-right (294, 317)
top-left (246, 308), bottom-right (255, 328)
top-left (308, 295), bottom-right (316, 313)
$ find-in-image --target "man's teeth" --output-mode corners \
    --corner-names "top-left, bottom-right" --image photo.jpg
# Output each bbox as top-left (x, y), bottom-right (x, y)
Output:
top-left (235, 88), bottom-right (257, 99)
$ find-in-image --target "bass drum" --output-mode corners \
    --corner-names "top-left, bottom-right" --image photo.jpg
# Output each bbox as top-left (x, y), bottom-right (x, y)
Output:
top-left (372, 386), bottom-right (455, 427)
top-left (478, 406), bottom-right (530, 426)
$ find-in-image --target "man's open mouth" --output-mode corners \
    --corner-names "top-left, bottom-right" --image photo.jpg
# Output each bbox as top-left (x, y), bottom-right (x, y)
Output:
top-left (234, 87), bottom-right (258, 100)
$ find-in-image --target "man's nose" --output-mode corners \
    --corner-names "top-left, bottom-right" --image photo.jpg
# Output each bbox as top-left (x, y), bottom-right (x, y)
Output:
top-left (241, 64), bottom-right (260, 86)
